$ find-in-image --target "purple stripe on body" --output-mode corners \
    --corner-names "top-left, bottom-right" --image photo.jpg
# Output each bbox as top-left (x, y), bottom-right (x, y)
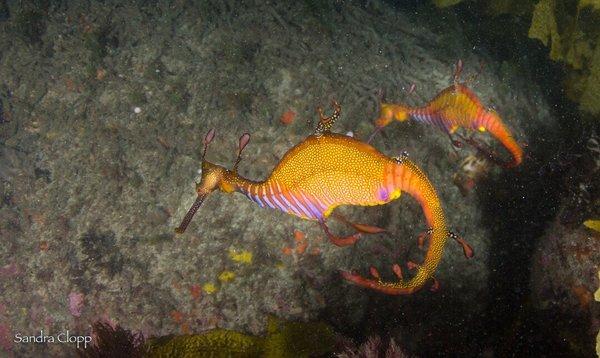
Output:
top-left (270, 194), bottom-right (288, 213)
top-left (432, 113), bottom-right (440, 127)
top-left (377, 187), bottom-right (390, 202)
top-left (426, 112), bottom-right (447, 133)
top-left (261, 194), bottom-right (276, 209)
top-left (434, 113), bottom-right (446, 132)
top-left (268, 181), bottom-right (291, 214)
top-left (412, 110), bottom-right (421, 123)
top-left (414, 111), bottom-right (427, 125)
top-left (252, 194), bottom-right (265, 208)
top-left (440, 113), bottom-right (451, 132)
top-left (299, 191), bottom-right (322, 219)
top-left (279, 193), bottom-right (303, 217)
top-left (322, 191), bottom-right (335, 206)
top-left (425, 112), bottom-right (433, 125)
top-left (431, 112), bottom-right (439, 127)
top-left (290, 193), bottom-right (313, 218)
top-left (314, 197), bottom-right (328, 211)
top-left (264, 183), bottom-right (282, 211)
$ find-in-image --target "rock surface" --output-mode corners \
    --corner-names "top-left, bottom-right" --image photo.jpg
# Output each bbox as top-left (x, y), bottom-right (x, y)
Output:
top-left (529, 136), bottom-right (599, 357)
top-left (0, 1), bottom-right (565, 356)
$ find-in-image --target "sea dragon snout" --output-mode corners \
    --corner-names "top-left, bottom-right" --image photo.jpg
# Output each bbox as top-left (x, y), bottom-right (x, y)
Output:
top-left (175, 129), bottom-right (250, 234)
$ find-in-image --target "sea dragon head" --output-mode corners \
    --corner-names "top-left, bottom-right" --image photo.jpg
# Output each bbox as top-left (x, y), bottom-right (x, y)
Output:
top-left (375, 103), bottom-right (411, 128)
top-left (175, 129), bottom-right (251, 234)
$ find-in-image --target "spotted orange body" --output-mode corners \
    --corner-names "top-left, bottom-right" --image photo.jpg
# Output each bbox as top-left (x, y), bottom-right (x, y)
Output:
top-left (175, 103), bottom-right (463, 295)
top-left (229, 134), bottom-right (442, 227)
top-left (375, 83), bottom-right (523, 168)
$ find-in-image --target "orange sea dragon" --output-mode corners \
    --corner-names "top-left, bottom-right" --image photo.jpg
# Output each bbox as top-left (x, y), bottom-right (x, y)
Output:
top-left (175, 102), bottom-right (472, 295)
top-left (371, 60), bottom-right (524, 168)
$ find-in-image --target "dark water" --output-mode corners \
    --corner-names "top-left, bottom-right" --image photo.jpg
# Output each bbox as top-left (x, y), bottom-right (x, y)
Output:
top-left (0, 1), bottom-right (598, 357)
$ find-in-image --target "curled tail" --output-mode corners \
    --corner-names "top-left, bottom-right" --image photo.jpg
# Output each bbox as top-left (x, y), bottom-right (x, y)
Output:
top-left (341, 159), bottom-right (449, 295)
top-left (475, 110), bottom-right (523, 168)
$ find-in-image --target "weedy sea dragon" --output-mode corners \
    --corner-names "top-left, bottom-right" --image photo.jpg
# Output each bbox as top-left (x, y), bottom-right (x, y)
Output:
top-left (175, 102), bottom-right (472, 295)
top-left (371, 60), bottom-right (524, 168)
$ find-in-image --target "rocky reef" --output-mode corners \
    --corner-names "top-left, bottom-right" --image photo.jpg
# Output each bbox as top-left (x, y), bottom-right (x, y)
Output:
top-left (0, 0), bottom-right (593, 356)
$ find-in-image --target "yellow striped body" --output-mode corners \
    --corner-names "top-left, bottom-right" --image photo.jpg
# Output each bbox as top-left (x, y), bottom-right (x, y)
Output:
top-left (235, 133), bottom-right (401, 220)
top-left (420, 84), bottom-right (484, 132)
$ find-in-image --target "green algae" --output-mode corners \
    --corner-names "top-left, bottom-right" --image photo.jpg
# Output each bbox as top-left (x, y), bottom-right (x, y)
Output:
top-left (145, 317), bottom-right (336, 358)
top-left (262, 317), bottom-right (336, 358)
top-left (528, 0), bottom-right (600, 114)
top-left (147, 329), bottom-right (263, 358)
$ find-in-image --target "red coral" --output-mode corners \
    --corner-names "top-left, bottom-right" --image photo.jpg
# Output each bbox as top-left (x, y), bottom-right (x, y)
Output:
top-left (279, 110), bottom-right (296, 125)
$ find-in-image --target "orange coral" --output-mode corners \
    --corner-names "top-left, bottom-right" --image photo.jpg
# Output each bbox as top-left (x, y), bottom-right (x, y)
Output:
top-left (279, 110), bottom-right (296, 125)
top-left (96, 68), bottom-right (106, 80)
top-left (39, 241), bottom-right (49, 252)
top-left (170, 311), bottom-right (185, 323)
top-left (293, 230), bottom-right (308, 254)
top-left (293, 229), bottom-right (305, 241)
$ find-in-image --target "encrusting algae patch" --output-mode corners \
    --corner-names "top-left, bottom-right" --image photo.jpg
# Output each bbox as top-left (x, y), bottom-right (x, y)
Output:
top-left (203, 283), bottom-right (217, 295)
top-left (146, 316), bottom-right (336, 357)
top-left (228, 249), bottom-right (253, 264)
top-left (218, 271), bottom-right (236, 282)
top-left (583, 219), bottom-right (600, 233)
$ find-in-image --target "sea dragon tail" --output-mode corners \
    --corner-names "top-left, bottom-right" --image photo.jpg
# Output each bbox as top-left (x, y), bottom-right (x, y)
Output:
top-left (474, 110), bottom-right (523, 168)
top-left (341, 159), bottom-right (449, 295)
